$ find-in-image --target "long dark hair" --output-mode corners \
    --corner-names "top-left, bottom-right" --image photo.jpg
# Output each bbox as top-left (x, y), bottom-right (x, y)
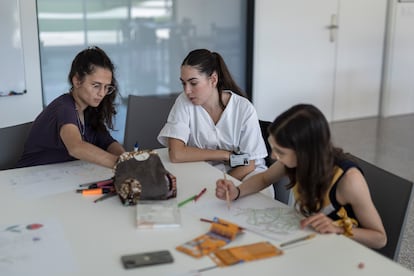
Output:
top-left (68, 46), bottom-right (118, 131)
top-left (181, 49), bottom-right (246, 110)
top-left (268, 104), bottom-right (347, 216)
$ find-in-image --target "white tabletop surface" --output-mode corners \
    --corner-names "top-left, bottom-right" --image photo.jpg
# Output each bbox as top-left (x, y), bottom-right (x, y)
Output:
top-left (0, 148), bottom-right (413, 276)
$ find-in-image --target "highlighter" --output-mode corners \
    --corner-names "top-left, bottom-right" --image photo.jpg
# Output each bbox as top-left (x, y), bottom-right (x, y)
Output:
top-left (76, 188), bottom-right (113, 195)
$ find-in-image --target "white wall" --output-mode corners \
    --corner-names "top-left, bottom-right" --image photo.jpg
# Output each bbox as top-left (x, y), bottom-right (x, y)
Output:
top-left (1, 1), bottom-right (413, 129)
top-left (0, 0), bottom-right (42, 128)
top-left (382, 0), bottom-right (414, 116)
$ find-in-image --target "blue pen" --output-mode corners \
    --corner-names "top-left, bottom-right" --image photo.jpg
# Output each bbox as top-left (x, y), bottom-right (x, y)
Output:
top-left (134, 142), bottom-right (139, 152)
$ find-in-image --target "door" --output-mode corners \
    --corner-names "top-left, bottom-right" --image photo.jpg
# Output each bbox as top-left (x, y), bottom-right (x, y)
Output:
top-left (252, 0), bottom-right (387, 122)
top-left (253, 0), bottom-right (339, 121)
top-left (382, 1), bottom-right (414, 116)
top-left (333, 0), bottom-right (386, 120)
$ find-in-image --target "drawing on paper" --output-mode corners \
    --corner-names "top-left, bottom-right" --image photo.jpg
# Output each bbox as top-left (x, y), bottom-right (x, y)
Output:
top-left (232, 206), bottom-right (303, 236)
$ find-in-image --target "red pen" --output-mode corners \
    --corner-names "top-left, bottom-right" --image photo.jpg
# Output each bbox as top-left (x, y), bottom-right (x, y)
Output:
top-left (194, 188), bottom-right (207, 202)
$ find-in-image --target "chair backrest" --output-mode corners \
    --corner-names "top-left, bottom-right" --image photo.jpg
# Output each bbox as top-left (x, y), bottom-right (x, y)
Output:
top-left (0, 122), bottom-right (33, 170)
top-left (124, 94), bottom-right (179, 151)
top-left (351, 154), bottom-right (413, 260)
top-left (259, 120), bottom-right (273, 168)
top-left (259, 119), bottom-right (293, 205)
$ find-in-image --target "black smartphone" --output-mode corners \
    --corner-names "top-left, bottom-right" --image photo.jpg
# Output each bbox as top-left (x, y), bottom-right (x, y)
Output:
top-left (121, 250), bottom-right (174, 269)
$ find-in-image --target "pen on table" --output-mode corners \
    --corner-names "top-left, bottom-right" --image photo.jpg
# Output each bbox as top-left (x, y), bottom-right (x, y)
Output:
top-left (194, 188), bottom-right (207, 202)
top-left (224, 173), bottom-right (230, 210)
top-left (86, 182), bottom-right (114, 189)
top-left (178, 194), bottom-right (197, 207)
top-left (279, 233), bottom-right (316, 247)
top-left (76, 188), bottom-right (114, 195)
top-left (134, 141), bottom-right (139, 152)
top-left (79, 178), bottom-right (113, 188)
top-left (94, 192), bottom-right (117, 203)
top-left (200, 218), bottom-right (245, 230)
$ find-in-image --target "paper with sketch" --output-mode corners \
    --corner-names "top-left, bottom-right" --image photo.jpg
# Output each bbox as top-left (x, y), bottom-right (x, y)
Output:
top-left (0, 220), bottom-right (77, 276)
top-left (185, 193), bottom-right (313, 242)
top-left (4, 160), bottom-right (113, 199)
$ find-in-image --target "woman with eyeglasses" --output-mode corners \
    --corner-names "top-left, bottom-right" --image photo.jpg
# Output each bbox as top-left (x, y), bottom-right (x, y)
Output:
top-left (16, 46), bottom-right (125, 168)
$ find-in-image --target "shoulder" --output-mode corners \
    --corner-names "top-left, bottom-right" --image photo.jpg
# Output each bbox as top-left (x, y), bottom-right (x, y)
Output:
top-left (336, 165), bottom-right (370, 205)
top-left (170, 92), bottom-right (193, 112)
top-left (175, 92), bottom-right (190, 105)
top-left (46, 93), bottom-right (74, 110)
top-left (228, 91), bottom-right (251, 104)
top-left (227, 91), bottom-right (255, 113)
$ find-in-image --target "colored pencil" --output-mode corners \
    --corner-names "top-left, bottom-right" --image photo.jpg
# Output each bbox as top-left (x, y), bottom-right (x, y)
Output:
top-left (178, 194), bottom-right (197, 207)
top-left (280, 233), bottom-right (316, 247)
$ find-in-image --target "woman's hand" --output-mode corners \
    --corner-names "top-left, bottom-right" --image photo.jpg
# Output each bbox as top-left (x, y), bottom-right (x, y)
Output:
top-left (215, 178), bottom-right (238, 201)
top-left (300, 213), bottom-right (344, 235)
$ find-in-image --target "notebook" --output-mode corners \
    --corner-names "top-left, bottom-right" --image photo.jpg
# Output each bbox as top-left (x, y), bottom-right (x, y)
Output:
top-left (136, 199), bottom-right (181, 229)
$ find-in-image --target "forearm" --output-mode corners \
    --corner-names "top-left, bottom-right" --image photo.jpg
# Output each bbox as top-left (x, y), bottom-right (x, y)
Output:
top-left (350, 228), bottom-right (387, 249)
top-left (107, 141), bottom-right (126, 155)
top-left (169, 145), bottom-right (230, 163)
top-left (228, 161), bottom-right (255, 181)
top-left (236, 171), bottom-right (271, 199)
top-left (68, 141), bottom-right (119, 169)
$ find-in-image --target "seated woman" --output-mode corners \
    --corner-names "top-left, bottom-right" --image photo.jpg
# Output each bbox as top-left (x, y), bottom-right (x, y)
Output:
top-left (16, 46), bottom-right (125, 169)
top-left (215, 104), bottom-right (387, 249)
top-left (157, 49), bottom-right (267, 181)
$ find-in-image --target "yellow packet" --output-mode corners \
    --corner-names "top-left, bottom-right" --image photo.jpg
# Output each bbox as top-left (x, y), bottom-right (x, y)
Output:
top-left (210, 241), bottom-right (283, 267)
top-left (176, 220), bottom-right (243, 258)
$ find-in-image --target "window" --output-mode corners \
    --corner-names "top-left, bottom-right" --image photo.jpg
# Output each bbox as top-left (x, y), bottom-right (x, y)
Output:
top-left (37, 0), bottom-right (249, 143)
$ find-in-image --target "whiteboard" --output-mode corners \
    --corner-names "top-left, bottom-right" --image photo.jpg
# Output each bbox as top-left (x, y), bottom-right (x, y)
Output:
top-left (0, 0), bottom-right (26, 95)
top-left (0, 0), bottom-right (43, 128)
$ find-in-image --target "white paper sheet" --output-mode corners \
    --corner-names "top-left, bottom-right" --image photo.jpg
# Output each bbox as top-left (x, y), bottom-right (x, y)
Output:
top-left (4, 160), bottom-right (113, 199)
top-left (0, 219), bottom-right (77, 275)
top-left (184, 193), bottom-right (313, 243)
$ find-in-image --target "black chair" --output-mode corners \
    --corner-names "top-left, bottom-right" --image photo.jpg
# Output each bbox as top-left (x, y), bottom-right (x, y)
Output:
top-left (123, 94), bottom-right (179, 151)
top-left (259, 120), bottom-right (292, 205)
top-left (0, 122), bottom-right (32, 170)
top-left (351, 154), bottom-right (413, 260)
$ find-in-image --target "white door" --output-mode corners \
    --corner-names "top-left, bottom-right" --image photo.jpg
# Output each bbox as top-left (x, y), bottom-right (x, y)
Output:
top-left (253, 0), bottom-right (339, 121)
top-left (252, 0), bottom-right (386, 122)
top-left (382, 1), bottom-right (414, 116)
top-left (333, 0), bottom-right (386, 120)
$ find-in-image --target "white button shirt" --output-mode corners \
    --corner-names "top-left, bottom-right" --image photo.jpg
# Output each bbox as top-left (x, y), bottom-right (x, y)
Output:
top-left (158, 91), bottom-right (268, 178)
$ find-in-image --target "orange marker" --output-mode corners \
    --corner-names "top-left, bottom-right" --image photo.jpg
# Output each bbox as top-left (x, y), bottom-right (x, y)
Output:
top-left (76, 188), bottom-right (113, 195)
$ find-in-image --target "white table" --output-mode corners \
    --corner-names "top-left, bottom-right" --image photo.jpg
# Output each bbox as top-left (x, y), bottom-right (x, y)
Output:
top-left (0, 148), bottom-right (413, 276)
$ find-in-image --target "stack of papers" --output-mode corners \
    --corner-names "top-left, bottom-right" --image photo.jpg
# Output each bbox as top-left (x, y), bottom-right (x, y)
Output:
top-left (136, 199), bottom-right (181, 229)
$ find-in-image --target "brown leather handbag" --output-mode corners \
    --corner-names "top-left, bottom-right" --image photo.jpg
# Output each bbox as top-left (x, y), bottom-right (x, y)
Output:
top-left (113, 150), bottom-right (177, 206)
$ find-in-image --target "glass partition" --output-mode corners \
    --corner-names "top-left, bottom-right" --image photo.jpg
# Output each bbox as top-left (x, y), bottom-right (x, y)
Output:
top-left (37, 0), bottom-right (248, 143)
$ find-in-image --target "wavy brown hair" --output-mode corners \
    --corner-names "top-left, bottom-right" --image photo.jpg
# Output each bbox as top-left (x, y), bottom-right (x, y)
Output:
top-left (268, 104), bottom-right (347, 216)
top-left (181, 49), bottom-right (247, 110)
top-left (68, 46), bottom-right (118, 131)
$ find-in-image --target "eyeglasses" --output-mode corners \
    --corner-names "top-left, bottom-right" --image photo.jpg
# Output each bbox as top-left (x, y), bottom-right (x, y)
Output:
top-left (90, 82), bottom-right (116, 95)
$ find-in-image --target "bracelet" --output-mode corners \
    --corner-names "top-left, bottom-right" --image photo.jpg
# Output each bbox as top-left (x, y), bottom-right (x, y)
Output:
top-left (234, 186), bottom-right (241, 201)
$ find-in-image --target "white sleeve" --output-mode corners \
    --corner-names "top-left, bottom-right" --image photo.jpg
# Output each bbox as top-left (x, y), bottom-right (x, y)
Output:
top-left (157, 93), bottom-right (191, 146)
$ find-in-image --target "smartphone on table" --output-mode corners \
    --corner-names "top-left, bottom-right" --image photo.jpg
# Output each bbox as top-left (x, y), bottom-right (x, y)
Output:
top-left (121, 250), bottom-right (174, 269)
